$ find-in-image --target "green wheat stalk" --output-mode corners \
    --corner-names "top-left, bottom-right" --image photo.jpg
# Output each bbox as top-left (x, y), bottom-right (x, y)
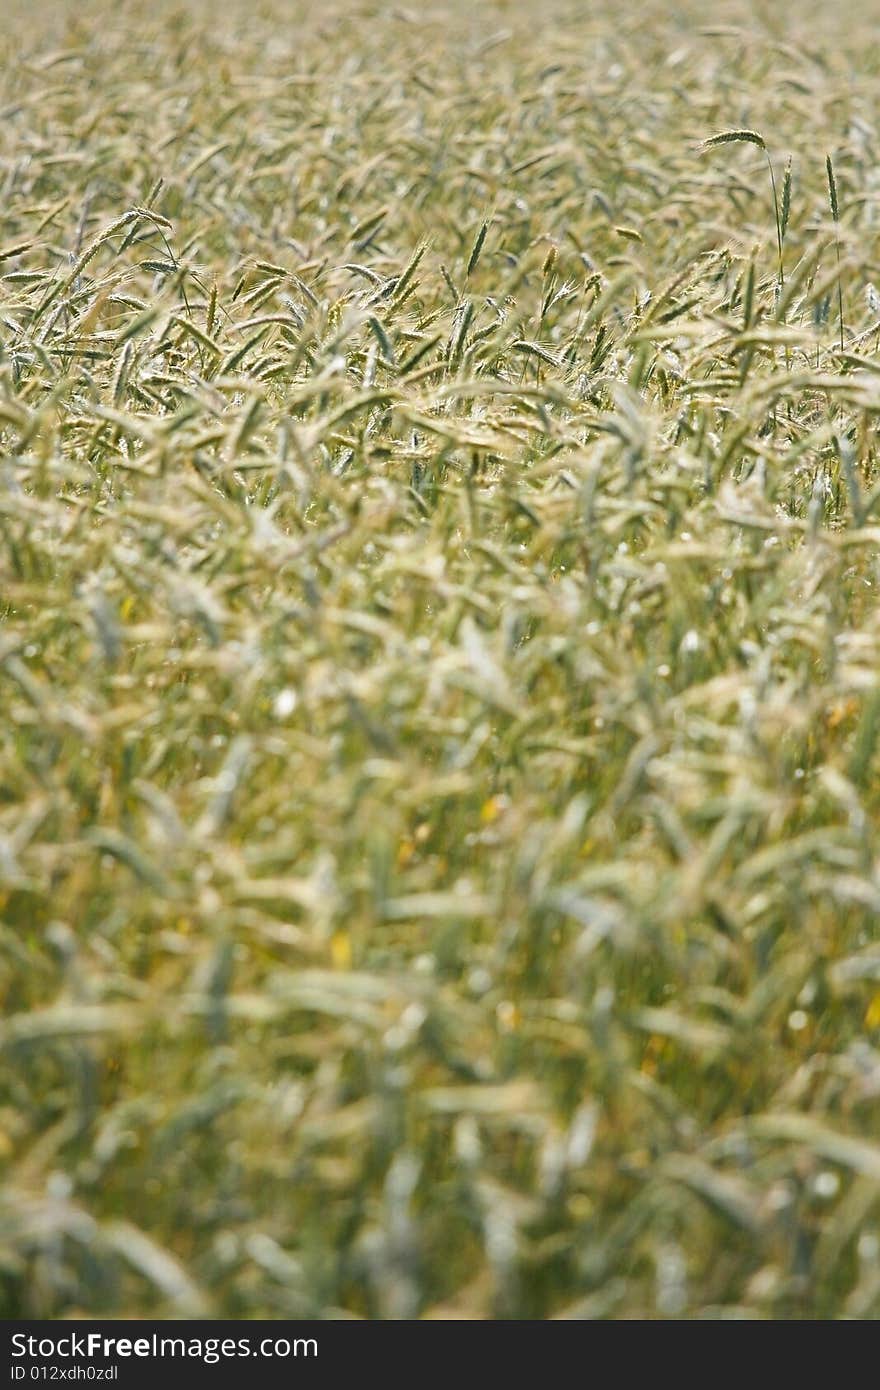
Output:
top-left (704, 130), bottom-right (788, 291)
top-left (826, 153), bottom-right (845, 352)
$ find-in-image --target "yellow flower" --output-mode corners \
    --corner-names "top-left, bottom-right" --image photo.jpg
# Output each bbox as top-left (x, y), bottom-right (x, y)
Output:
top-left (331, 931), bottom-right (352, 970)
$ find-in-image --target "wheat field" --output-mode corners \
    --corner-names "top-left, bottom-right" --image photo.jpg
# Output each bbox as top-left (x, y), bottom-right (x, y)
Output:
top-left (3, 0), bottom-right (880, 1319)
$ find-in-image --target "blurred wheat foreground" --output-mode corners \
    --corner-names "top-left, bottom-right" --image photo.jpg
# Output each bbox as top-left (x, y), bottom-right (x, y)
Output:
top-left (4, 0), bottom-right (880, 1319)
